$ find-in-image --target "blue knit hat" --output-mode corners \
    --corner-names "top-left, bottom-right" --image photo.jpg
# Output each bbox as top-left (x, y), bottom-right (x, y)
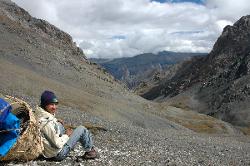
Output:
top-left (40, 90), bottom-right (58, 108)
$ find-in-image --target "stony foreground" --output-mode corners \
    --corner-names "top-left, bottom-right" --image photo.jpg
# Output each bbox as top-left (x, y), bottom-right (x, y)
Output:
top-left (3, 106), bottom-right (250, 166)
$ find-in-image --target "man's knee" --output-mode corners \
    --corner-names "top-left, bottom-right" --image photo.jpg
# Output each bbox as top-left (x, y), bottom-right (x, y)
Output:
top-left (77, 125), bottom-right (88, 133)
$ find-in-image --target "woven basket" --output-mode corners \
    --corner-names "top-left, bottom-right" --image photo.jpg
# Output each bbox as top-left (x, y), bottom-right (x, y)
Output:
top-left (0, 95), bottom-right (44, 161)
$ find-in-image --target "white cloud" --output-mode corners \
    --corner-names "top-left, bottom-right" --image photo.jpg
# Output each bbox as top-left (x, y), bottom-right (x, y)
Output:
top-left (206, 0), bottom-right (249, 20)
top-left (12, 0), bottom-right (250, 58)
top-left (215, 20), bottom-right (233, 32)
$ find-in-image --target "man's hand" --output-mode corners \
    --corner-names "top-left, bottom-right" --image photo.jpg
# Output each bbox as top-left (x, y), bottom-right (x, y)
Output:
top-left (66, 128), bottom-right (73, 136)
top-left (57, 119), bottom-right (64, 125)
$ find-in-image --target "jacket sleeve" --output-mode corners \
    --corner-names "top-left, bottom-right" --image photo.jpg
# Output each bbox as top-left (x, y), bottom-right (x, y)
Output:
top-left (42, 120), bottom-right (69, 149)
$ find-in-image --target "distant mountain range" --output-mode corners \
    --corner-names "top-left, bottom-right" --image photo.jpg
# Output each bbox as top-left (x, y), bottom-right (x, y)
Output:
top-left (90, 51), bottom-right (206, 88)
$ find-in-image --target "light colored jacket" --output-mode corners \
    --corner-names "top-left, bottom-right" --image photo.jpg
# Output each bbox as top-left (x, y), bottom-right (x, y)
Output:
top-left (34, 106), bottom-right (69, 158)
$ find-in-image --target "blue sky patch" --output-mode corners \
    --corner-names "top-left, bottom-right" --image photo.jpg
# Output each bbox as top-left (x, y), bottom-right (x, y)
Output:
top-left (111, 35), bottom-right (126, 40)
top-left (151, 0), bottom-right (205, 4)
top-left (170, 30), bottom-right (203, 35)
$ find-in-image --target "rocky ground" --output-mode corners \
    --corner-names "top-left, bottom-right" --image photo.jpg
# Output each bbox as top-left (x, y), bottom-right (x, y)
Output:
top-left (3, 103), bottom-right (250, 166)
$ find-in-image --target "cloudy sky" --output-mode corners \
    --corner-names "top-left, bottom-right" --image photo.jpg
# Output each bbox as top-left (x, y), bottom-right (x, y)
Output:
top-left (12, 0), bottom-right (250, 59)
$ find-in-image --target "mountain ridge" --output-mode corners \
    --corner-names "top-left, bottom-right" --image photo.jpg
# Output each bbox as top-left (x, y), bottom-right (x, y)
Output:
top-left (90, 51), bottom-right (206, 88)
top-left (141, 15), bottom-right (250, 127)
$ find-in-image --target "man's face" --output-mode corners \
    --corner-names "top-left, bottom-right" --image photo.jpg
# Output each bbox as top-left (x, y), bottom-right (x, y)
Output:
top-left (45, 103), bottom-right (57, 114)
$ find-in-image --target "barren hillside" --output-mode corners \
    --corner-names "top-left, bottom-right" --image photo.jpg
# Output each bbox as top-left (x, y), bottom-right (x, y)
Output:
top-left (0, 0), bottom-right (169, 128)
top-left (1, 1), bottom-right (250, 165)
top-left (0, 0), bottom-right (240, 133)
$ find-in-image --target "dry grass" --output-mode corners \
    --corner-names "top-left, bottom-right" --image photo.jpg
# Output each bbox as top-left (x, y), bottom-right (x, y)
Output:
top-left (65, 122), bottom-right (107, 135)
top-left (237, 127), bottom-right (250, 135)
top-left (166, 116), bottom-right (227, 134)
top-left (0, 59), bottom-right (100, 113)
top-left (169, 102), bottom-right (191, 111)
top-left (154, 105), bottom-right (235, 134)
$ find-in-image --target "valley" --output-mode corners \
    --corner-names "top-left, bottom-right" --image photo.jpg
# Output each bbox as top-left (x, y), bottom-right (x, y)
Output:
top-left (0, 0), bottom-right (250, 165)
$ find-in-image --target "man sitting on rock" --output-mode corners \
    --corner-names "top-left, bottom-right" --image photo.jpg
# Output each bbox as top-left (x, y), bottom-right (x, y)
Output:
top-left (35, 90), bottom-right (98, 161)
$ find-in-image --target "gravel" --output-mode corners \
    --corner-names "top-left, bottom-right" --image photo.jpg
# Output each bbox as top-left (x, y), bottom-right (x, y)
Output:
top-left (4, 105), bottom-right (250, 166)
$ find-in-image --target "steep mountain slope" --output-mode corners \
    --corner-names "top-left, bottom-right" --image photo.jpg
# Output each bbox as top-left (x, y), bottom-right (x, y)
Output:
top-left (90, 51), bottom-right (205, 88)
top-left (134, 60), bottom-right (187, 96)
top-left (142, 15), bottom-right (250, 127)
top-left (0, 0), bottom-right (170, 129)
